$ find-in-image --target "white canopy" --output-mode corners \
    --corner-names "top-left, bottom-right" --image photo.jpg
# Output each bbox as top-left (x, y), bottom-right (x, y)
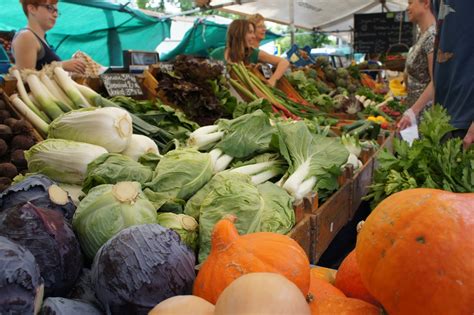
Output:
top-left (211, 0), bottom-right (408, 32)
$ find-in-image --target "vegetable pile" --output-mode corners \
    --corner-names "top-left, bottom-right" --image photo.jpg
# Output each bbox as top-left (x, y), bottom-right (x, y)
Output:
top-left (366, 105), bottom-right (473, 207)
top-left (0, 97), bottom-right (39, 191)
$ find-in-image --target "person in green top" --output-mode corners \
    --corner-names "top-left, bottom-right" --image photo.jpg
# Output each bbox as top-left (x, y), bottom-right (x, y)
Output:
top-left (210, 19), bottom-right (289, 87)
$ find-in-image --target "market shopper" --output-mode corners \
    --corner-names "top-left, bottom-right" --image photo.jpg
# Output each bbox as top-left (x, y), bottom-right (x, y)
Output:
top-left (247, 13), bottom-right (266, 48)
top-left (397, 0), bottom-right (436, 129)
top-left (398, 0), bottom-right (474, 150)
top-left (12, 0), bottom-right (85, 73)
top-left (210, 19), bottom-right (289, 87)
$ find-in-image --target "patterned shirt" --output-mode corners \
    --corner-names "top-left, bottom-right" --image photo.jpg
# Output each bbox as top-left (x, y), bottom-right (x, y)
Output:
top-left (405, 24), bottom-right (436, 107)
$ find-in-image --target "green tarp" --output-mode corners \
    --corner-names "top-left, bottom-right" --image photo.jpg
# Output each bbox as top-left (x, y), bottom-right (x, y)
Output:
top-left (0, 0), bottom-right (170, 66)
top-left (162, 19), bottom-right (282, 61)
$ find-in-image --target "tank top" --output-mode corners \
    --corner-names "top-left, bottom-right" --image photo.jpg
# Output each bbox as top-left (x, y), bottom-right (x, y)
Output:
top-left (12, 28), bottom-right (61, 70)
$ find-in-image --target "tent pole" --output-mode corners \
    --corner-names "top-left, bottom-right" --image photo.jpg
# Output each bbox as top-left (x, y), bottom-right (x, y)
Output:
top-left (289, 0), bottom-right (295, 45)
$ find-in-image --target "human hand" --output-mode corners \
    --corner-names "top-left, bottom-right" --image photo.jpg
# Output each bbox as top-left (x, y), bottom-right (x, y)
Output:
top-left (463, 123), bottom-right (474, 150)
top-left (267, 77), bottom-right (277, 87)
top-left (397, 108), bottom-right (416, 130)
top-left (61, 59), bottom-right (86, 74)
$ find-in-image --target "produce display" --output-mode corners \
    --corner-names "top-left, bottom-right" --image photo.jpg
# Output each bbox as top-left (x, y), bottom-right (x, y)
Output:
top-left (366, 105), bottom-right (473, 207)
top-left (0, 42), bottom-right (471, 314)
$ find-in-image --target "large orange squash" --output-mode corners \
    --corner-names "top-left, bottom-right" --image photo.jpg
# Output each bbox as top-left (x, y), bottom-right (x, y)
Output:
top-left (308, 275), bottom-right (345, 314)
top-left (334, 250), bottom-right (380, 307)
top-left (356, 188), bottom-right (474, 315)
top-left (193, 216), bottom-right (310, 304)
top-left (311, 297), bottom-right (381, 315)
top-left (310, 266), bottom-right (338, 284)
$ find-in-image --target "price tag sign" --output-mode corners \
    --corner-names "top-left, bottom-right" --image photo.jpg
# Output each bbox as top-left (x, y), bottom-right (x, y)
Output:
top-left (100, 73), bottom-right (143, 97)
top-left (159, 62), bottom-right (174, 74)
top-left (261, 64), bottom-right (273, 79)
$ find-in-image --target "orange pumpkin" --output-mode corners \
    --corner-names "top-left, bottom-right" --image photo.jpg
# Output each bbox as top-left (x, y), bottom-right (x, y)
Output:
top-left (334, 250), bottom-right (380, 307)
top-left (308, 276), bottom-right (345, 314)
top-left (356, 188), bottom-right (474, 315)
top-left (310, 266), bottom-right (338, 284)
top-left (311, 297), bottom-right (382, 315)
top-left (193, 216), bottom-right (310, 304)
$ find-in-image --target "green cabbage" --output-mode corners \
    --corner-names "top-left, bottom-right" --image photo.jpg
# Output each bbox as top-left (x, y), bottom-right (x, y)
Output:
top-left (144, 148), bottom-right (213, 213)
top-left (82, 153), bottom-right (154, 194)
top-left (25, 139), bottom-right (108, 185)
top-left (156, 213), bottom-right (198, 251)
top-left (184, 172), bottom-right (295, 262)
top-left (72, 181), bottom-right (157, 260)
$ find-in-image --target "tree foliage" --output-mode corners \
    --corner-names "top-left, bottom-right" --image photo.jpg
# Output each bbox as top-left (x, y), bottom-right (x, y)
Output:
top-left (277, 31), bottom-right (332, 53)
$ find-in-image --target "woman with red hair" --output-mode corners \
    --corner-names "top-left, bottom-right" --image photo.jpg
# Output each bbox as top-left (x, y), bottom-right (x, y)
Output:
top-left (12, 0), bottom-right (85, 73)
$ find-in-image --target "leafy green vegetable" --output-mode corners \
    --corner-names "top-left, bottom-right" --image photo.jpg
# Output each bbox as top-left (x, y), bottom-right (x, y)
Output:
top-left (144, 148), bottom-right (213, 212)
top-left (286, 70), bottom-right (321, 104)
top-left (73, 181), bottom-right (157, 260)
top-left (271, 122), bottom-right (349, 201)
top-left (366, 104), bottom-right (474, 208)
top-left (232, 98), bottom-right (272, 118)
top-left (156, 212), bottom-right (198, 251)
top-left (184, 172), bottom-right (294, 262)
top-left (110, 96), bottom-right (199, 144)
top-left (82, 153), bottom-right (154, 194)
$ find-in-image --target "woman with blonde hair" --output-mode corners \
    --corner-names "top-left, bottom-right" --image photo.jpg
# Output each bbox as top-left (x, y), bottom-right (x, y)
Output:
top-left (210, 19), bottom-right (289, 87)
top-left (12, 0), bottom-right (85, 72)
top-left (247, 13), bottom-right (266, 48)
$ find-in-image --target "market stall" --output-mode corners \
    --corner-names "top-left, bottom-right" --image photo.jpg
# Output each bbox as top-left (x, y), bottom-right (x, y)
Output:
top-left (0, 0), bottom-right (472, 313)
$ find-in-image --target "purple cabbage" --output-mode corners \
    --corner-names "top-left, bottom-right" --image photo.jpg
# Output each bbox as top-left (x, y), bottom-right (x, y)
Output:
top-left (92, 224), bottom-right (196, 315)
top-left (0, 174), bottom-right (76, 222)
top-left (0, 203), bottom-right (83, 297)
top-left (41, 297), bottom-right (103, 315)
top-left (0, 236), bottom-right (44, 315)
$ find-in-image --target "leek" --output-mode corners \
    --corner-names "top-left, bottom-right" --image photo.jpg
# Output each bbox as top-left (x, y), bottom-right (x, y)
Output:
top-left (11, 69), bottom-right (50, 122)
top-left (53, 67), bottom-right (91, 108)
top-left (40, 72), bottom-right (75, 110)
top-left (26, 73), bottom-right (64, 120)
top-left (37, 78), bottom-right (72, 113)
top-left (10, 94), bottom-right (49, 137)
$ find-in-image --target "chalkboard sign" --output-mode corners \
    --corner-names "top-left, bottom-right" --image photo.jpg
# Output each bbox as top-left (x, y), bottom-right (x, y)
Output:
top-left (100, 73), bottom-right (143, 97)
top-left (354, 12), bottom-right (414, 53)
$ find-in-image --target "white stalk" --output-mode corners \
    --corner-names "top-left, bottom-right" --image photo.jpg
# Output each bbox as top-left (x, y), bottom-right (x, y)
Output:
top-left (213, 154), bottom-right (234, 173)
top-left (187, 131), bottom-right (224, 149)
top-left (282, 159), bottom-right (311, 196)
top-left (74, 82), bottom-right (101, 106)
top-left (209, 148), bottom-right (223, 166)
top-left (40, 72), bottom-right (74, 108)
top-left (294, 176), bottom-right (317, 201)
top-left (251, 169), bottom-right (281, 185)
top-left (54, 67), bottom-right (91, 108)
top-left (10, 94), bottom-right (49, 136)
top-left (12, 69), bottom-right (50, 122)
top-left (26, 74), bottom-right (64, 120)
top-left (189, 125), bottom-right (219, 137)
top-left (231, 161), bottom-right (276, 176)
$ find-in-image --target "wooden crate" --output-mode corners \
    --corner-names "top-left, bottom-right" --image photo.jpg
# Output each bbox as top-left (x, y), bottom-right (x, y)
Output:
top-left (287, 214), bottom-right (313, 260)
top-left (350, 157), bottom-right (374, 217)
top-left (311, 181), bottom-right (352, 263)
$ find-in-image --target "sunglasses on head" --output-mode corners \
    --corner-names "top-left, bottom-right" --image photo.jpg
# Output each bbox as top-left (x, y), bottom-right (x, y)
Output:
top-left (38, 4), bottom-right (59, 14)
